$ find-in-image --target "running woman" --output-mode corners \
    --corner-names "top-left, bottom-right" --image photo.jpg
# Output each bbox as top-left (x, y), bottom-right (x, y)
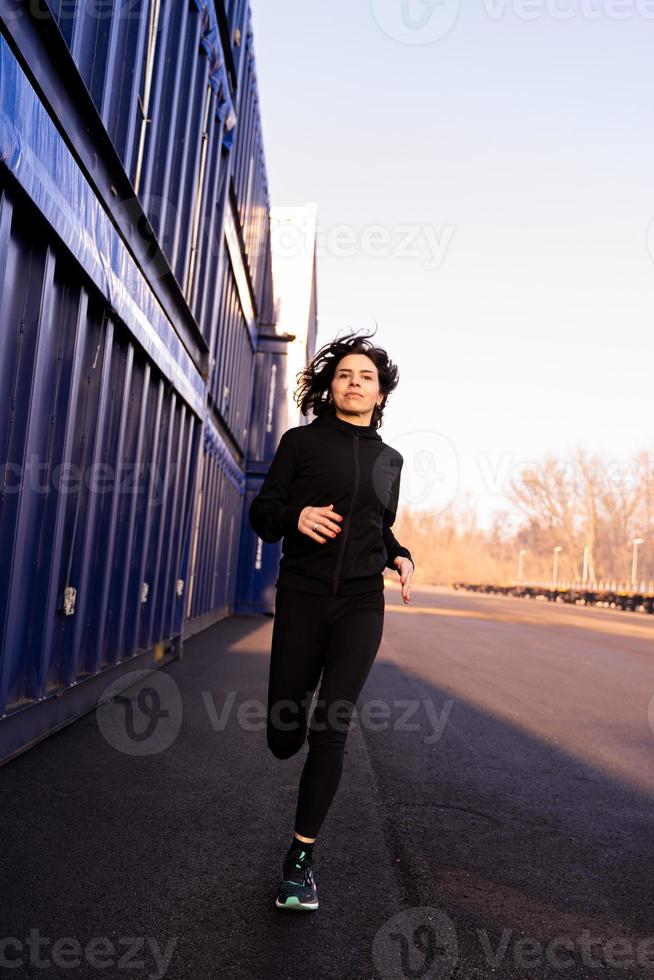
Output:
top-left (249, 329), bottom-right (414, 911)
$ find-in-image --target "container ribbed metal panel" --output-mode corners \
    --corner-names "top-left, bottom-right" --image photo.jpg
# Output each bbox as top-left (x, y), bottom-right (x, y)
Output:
top-left (0, 175), bottom-right (199, 719)
top-left (184, 420), bottom-right (245, 633)
top-left (0, 0), bottom-right (290, 764)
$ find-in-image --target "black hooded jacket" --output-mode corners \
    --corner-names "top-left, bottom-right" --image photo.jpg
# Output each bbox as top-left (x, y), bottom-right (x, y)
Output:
top-left (248, 412), bottom-right (414, 595)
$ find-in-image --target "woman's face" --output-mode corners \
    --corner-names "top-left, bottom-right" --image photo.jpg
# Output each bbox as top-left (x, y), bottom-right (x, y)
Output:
top-left (330, 353), bottom-right (382, 423)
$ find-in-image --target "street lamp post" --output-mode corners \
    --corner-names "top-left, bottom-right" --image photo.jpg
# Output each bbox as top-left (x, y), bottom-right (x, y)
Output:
top-left (631, 538), bottom-right (644, 589)
top-left (552, 546), bottom-right (562, 587)
top-left (582, 545), bottom-right (590, 586)
top-left (517, 548), bottom-right (526, 585)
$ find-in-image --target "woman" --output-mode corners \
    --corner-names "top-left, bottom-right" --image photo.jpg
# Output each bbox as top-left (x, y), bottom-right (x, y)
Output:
top-left (248, 329), bottom-right (414, 911)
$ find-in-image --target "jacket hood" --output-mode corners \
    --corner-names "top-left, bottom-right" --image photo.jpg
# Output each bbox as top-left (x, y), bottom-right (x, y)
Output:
top-left (311, 412), bottom-right (382, 441)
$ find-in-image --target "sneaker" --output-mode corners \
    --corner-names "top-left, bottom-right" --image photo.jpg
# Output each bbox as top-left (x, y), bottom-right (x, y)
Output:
top-left (275, 856), bottom-right (319, 911)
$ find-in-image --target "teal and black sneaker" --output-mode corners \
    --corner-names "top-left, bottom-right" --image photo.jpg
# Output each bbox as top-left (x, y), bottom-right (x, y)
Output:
top-left (275, 855), bottom-right (319, 911)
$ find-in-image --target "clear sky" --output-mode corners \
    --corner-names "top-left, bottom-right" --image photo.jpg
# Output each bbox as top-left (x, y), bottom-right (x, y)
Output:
top-left (250, 0), bottom-right (654, 528)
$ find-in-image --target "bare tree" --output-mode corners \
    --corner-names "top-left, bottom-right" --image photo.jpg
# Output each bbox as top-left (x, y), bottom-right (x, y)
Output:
top-left (401, 445), bottom-right (654, 586)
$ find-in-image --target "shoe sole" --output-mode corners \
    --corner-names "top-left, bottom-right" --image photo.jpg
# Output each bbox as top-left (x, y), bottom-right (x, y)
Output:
top-left (275, 896), bottom-right (319, 911)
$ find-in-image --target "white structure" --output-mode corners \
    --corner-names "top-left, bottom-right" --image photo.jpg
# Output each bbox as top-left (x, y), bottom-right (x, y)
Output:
top-left (270, 203), bottom-right (319, 428)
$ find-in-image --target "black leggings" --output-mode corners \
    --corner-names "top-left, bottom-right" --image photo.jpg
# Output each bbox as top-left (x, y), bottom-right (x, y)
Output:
top-left (266, 587), bottom-right (385, 839)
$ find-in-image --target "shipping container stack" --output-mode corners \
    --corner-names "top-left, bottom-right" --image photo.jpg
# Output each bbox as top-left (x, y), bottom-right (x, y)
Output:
top-left (0, 1), bottom-right (316, 764)
top-left (235, 203), bottom-right (319, 616)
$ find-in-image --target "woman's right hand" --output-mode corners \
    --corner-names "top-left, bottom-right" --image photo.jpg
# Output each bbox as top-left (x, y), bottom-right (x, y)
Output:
top-left (298, 504), bottom-right (343, 543)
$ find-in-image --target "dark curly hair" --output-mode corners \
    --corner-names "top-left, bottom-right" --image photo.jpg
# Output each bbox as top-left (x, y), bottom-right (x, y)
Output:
top-left (294, 327), bottom-right (400, 430)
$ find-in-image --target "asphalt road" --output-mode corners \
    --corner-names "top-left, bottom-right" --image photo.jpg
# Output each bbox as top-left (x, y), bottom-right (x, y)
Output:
top-left (1, 584), bottom-right (653, 980)
top-left (362, 584), bottom-right (654, 980)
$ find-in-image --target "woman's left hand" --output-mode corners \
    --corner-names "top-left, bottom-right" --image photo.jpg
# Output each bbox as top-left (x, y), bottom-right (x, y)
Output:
top-left (393, 556), bottom-right (414, 604)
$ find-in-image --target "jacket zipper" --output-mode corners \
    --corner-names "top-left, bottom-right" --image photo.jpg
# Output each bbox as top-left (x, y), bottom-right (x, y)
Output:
top-left (332, 434), bottom-right (359, 594)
